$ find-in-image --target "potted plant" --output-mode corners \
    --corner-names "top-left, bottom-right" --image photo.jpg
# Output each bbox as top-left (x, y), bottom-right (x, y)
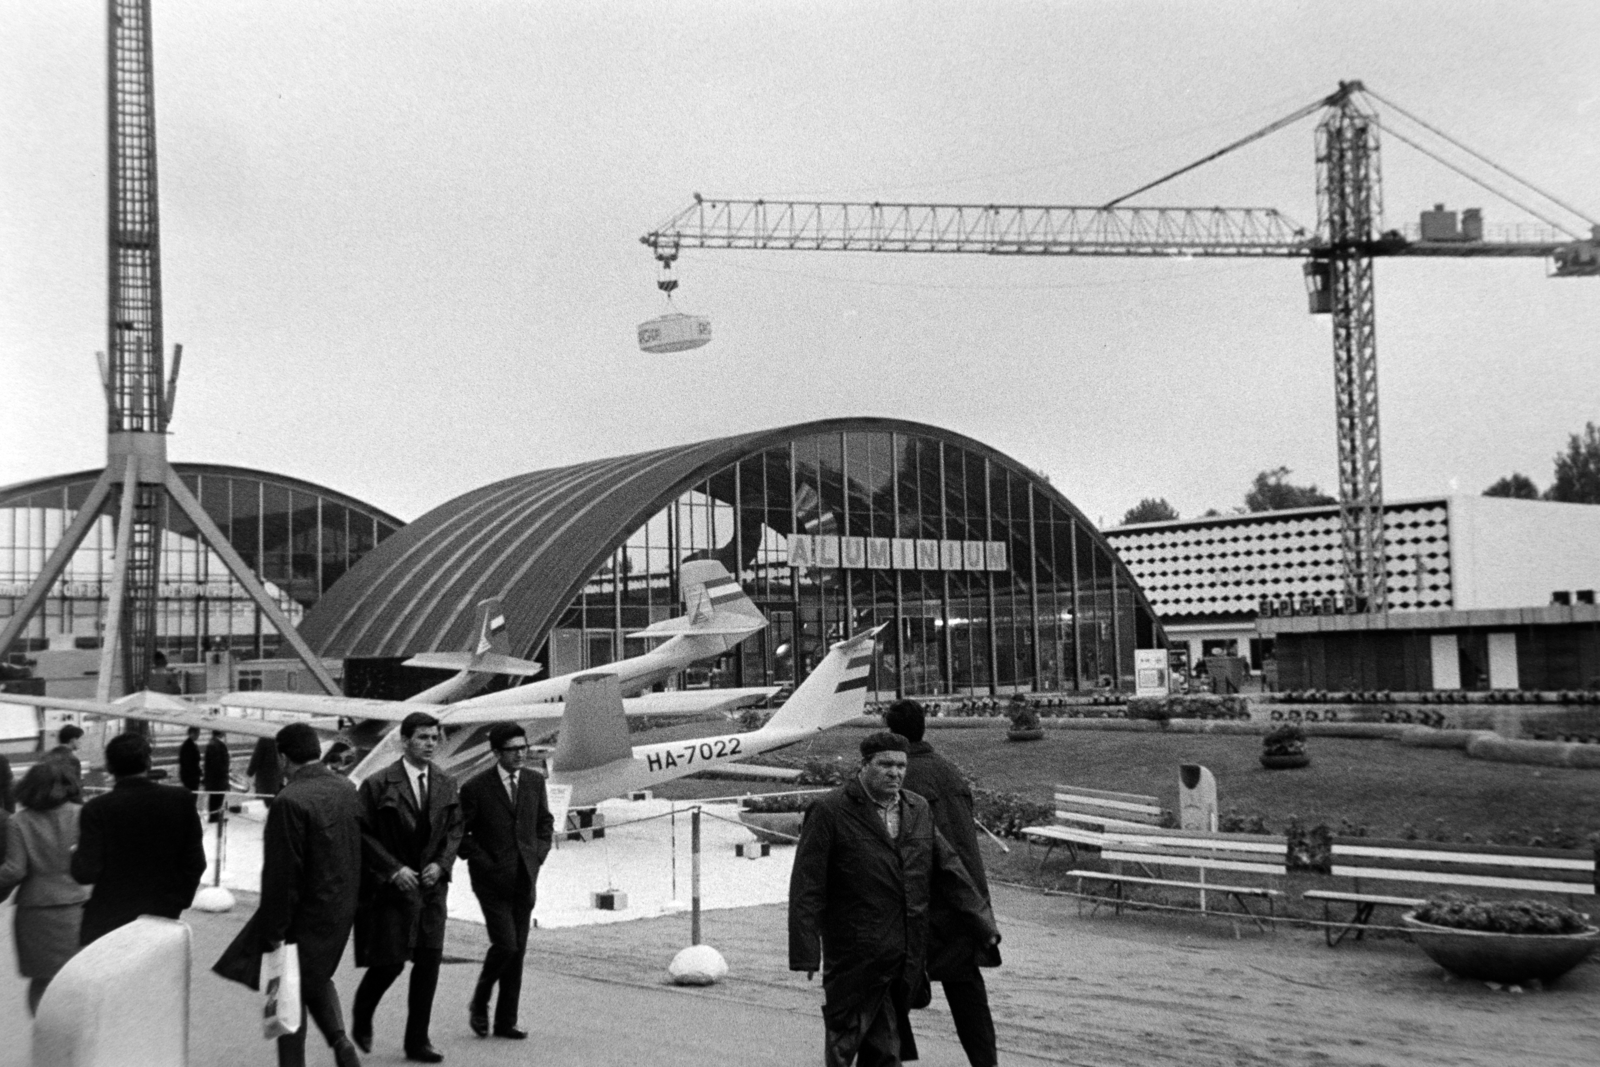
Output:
top-left (1260, 722), bottom-right (1310, 769)
top-left (1402, 893), bottom-right (1600, 985)
top-left (1005, 696), bottom-right (1044, 742)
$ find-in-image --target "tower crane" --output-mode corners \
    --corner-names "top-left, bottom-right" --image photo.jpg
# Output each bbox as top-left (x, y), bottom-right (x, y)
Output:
top-left (641, 81), bottom-right (1600, 613)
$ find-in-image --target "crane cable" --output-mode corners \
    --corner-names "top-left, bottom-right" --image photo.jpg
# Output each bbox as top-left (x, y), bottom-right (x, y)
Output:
top-left (1365, 114), bottom-right (1581, 239)
top-left (1360, 86), bottom-right (1599, 234)
top-left (1101, 94), bottom-right (1333, 209)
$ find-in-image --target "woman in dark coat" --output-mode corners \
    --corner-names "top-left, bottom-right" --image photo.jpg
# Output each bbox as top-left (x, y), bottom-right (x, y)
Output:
top-left (0, 760), bottom-right (88, 1013)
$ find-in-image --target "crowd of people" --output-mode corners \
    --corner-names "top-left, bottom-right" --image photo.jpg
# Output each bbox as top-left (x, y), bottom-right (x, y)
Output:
top-left (1, 694), bottom-right (995, 1067)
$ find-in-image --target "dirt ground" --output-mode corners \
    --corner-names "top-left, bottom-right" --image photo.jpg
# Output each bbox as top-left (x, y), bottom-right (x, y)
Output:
top-left (527, 882), bottom-right (1600, 1067)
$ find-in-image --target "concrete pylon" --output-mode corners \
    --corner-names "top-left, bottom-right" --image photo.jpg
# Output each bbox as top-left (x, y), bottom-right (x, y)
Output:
top-left (34, 916), bottom-right (192, 1067)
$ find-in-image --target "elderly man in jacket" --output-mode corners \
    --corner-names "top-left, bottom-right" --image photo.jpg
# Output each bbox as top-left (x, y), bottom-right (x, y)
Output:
top-left (352, 712), bottom-right (462, 1064)
top-left (885, 699), bottom-right (1001, 1067)
top-left (215, 722), bottom-right (364, 1067)
top-left (789, 731), bottom-right (999, 1067)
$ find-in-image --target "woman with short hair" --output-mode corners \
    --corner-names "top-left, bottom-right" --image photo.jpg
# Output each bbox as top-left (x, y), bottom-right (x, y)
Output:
top-left (0, 759), bottom-right (88, 1013)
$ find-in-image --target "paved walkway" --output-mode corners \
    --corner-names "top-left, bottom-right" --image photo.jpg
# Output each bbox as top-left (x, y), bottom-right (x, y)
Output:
top-left (3, 883), bottom-right (1598, 1066)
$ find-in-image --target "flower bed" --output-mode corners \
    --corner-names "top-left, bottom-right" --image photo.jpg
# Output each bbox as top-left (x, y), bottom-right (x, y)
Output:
top-left (1403, 894), bottom-right (1600, 984)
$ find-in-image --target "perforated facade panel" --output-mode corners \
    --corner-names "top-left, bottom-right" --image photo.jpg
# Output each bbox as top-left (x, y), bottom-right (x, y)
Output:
top-left (1105, 498), bottom-right (1454, 620)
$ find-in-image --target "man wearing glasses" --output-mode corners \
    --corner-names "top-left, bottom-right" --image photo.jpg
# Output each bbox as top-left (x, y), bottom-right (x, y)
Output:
top-left (458, 723), bottom-right (554, 1042)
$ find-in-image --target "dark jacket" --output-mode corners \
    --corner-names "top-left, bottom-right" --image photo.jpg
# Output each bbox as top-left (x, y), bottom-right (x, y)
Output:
top-left (214, 763), bottom-right (364, 989)
top-left (245, 736), bottom-right (282, 798)
top-left (354, 759), bottom-right (462, 968)
top-left (71, 777), bottom-right (207, 944)
top-left (0, 752), bottom-right (13, 813)
top-left (177, 737), bottom-right (202, 792)
top-left (789, 778), bottom-right (997, 1021)
top-left (903, 740), bottom-right (1000, 978)
top-left (203, 736), bottom-right (231, 792)
top-left (458, 765), bottom-right (553, 907)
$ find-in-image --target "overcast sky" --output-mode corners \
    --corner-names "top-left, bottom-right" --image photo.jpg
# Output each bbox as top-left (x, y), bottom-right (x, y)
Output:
top-left (3, 1), bottom-right (1597, 529)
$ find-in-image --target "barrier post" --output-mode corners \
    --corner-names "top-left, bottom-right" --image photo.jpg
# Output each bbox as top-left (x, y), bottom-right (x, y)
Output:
top-left (691, 806), bottom-right (702, 946)
top-left (212, 793), bottom-right (227, 887)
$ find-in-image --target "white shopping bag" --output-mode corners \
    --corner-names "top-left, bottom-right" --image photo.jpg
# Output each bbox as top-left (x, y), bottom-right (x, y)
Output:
top-left (262, 941), bottom-right (302, 1039)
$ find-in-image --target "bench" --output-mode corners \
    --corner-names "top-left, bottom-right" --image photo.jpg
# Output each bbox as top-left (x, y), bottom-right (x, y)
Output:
top-left (1064, 828), bottom-right (1289, 933)
top-left (1304, 837), bottom-right (1598, 946)
top-left (1019, 785), bottom-right (1164, 868)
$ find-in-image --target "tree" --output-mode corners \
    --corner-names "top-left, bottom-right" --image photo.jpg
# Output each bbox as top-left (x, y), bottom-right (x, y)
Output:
top-left (1545, 422), bottom-right (1600, 504)
top-left (1244, 467), bottom-right (1337, 512)
top-left (1483, 473), bottom-right (1540, 499)
top-left (1120, 497), bottom-right (1179, 525)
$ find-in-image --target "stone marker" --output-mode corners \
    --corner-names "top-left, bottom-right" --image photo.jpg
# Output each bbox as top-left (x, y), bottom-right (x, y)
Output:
top-left (1178, 763), bottom-right (1218, 831)
top-left (35, 915), bottom-right (191, 1067)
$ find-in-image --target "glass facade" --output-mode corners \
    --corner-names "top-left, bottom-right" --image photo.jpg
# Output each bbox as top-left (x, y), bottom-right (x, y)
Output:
top-left (550, 429), bottom-right (1162, 696)
top-left (0, 469), bottom-right (401, 665)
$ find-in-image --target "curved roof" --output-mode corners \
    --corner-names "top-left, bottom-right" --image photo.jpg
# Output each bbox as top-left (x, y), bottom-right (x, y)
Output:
top-left (0, 463), bottom-right (404, 526)
top-left (300, 417), bottom-right (1158, 659)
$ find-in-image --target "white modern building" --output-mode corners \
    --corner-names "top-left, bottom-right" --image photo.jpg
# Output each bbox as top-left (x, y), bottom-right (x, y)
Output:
top-left (1105, 495), bottom-right (1600, 689)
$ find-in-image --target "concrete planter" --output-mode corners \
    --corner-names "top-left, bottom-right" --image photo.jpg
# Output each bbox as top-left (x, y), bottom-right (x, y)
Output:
top-left (1259, 752), bottom-right (1310, 769)
top-left (1402, 914), bottom-right (1600, 984)
top-left (1005, 727), bottom-right (1045, 742)
top-left (738, 811), bottom-right (803, 845)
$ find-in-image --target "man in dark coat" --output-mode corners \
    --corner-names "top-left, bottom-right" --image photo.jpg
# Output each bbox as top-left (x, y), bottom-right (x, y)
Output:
top-left (48, 724), bottom-right (83, 780)
top-left (352, 712), bottom-right (462, 1063)
top-left (204, 729), bottom-right (231, 822)
top-left (178, 726), bottom-right (202, 792)
top-left (71, 731), bottom-right (206, 945)
top-left (459, 723), bottom-right (553, 1041)
top-left (215, 723), bottom-right (363, 1067)
top-left (790, 732), bottom-right (998, 1067)
top-left (885, 699), bottom-right (1001, 1067)
top-left (247, 734), bottom-right (284, 806)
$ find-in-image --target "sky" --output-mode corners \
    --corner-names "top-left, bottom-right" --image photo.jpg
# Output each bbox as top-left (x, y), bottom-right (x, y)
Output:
top-left (3, 1), bottom-right (1598, 529)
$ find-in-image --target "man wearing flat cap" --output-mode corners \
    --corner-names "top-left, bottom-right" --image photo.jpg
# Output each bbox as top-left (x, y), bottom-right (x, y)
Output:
top-left (458, 722), bottom-right (553, 1042)
top-left (789, 731), bottom-right (999, 1067)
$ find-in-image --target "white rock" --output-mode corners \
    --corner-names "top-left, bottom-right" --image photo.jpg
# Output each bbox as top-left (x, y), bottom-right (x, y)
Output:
top-left (668, 944), bottom-right (728, 986)
top-left (190, 886), bottom-right (236, 912)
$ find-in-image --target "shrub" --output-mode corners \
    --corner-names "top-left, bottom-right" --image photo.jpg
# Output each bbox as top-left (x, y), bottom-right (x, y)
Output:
top-left (1006, 699), bottom-right (1041, 731)
top-left (737, 705), bottom-right (772, 731)
top-left (1218, 808), bottom-right (1270, 835)
top-left (1413, 893), bottom-right (1591, 935)
top-left (972, 787), bottom-right (1053, 840)
top-left (796, 755), bottom-right (851, 786)
top-left (741, 792), bottom-right (820, 814)
top-left (1262, 723), bottom-right (1307, 756)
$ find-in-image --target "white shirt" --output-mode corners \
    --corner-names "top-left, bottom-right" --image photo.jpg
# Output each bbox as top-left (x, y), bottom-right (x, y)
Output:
top-left (403, 759), bottom-right (430, 809)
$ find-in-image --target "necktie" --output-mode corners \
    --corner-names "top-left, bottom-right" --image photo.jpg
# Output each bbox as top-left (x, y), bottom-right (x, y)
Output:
top-left (507, 771), bottom-right (518, 808)
top-left (417, 770), bottom-right (429, 809)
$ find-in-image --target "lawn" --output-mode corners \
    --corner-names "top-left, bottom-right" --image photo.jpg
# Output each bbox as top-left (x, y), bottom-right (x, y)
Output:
top-left (649, 720), bottom-right (1600, 915)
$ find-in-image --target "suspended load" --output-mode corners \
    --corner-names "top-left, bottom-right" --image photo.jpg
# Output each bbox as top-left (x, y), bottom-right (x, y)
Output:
top-left (638, 311), bottom-right (712, 353)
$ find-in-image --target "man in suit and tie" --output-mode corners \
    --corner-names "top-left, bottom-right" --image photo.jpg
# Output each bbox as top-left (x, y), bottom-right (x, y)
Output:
top-left (458, 723), bottom-right (553, 1041)
top-left (352, 712), bottom-right (462, 1064)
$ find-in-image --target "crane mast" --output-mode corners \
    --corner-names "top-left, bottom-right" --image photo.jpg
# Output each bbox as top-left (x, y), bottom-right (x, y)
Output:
top-left (1315, 83), bottom-right (1386, 610)
top-left (106, 0), bottom-right (169, 690)
top-left (642, 81), bottom-right (1598, 612)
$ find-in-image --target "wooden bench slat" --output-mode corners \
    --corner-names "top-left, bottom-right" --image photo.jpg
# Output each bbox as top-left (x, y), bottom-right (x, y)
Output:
top-left (1067, 870), bottom-right (1281, 898)
top-left (1303, 890), bottom-right (1423, 908)
top-left (1334, 845), bottom-right (1595, 874)
top-left (1334, 836), bottom-right (1599, 862)
top-left (1052, 812), bottom-right (1164, 831)
top-left (1330, 865), bottom-right (1597, 896)
top-left (1052, 784), bottom-right (1161, 805)
top-left (1100, 831), bottom-right (1286, 857)
top-left (1103, 850), bottom-right (1287, 877)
